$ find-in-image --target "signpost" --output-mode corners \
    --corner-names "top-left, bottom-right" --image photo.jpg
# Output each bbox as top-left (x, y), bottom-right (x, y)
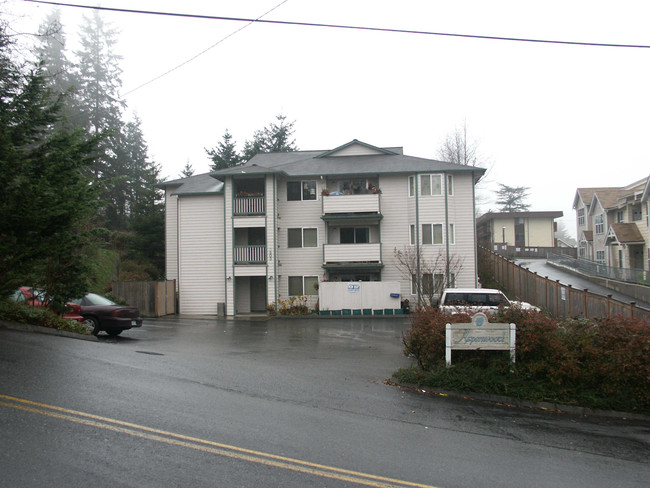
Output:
top-left (445, 313), bottom-right (516, 367)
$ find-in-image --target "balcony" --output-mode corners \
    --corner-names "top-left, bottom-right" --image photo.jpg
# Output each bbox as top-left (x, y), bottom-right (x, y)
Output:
top-left (322, 194), bottom-right (380, 217)
top-left (323, 243), bottom-right (381, 265)
top-left (234, 245), bottom-right (267, 264)
top-left (234, 196), bottom-right (265, 216)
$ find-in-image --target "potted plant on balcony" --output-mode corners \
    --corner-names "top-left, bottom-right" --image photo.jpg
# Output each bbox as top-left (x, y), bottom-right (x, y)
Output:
top-left (321, 189), bottom-right (330, 196)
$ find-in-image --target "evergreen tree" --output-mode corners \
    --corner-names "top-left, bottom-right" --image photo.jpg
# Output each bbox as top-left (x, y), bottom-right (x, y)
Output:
top-left (35, 10), bottom-right (74, 109)
top-left (242, 114), bottom-right (297, 161)
top-left (0, 23), bottom-right (99, 300)
top-left (206, 129), bottom-right (241, 170)
top-left (496, 183), bottom-right (530, 212)
top-left (180, 161), bottom-right (195, 177)
top-left (73, 10), bottom-right (127, 230)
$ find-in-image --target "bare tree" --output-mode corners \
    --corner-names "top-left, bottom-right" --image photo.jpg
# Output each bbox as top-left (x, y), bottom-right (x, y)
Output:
top-left (394, 246), bottom-right (464, 307)
top-left (437, 121), bottom-right (483, 167)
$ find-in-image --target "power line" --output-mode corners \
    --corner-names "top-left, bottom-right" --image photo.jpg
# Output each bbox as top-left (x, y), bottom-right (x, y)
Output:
top-left (24, 0), bottom-right (650, 49)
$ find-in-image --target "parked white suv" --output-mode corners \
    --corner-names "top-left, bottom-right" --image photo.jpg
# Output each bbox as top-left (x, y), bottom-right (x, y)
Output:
top-left (437, 288), bottom-right (540, 314)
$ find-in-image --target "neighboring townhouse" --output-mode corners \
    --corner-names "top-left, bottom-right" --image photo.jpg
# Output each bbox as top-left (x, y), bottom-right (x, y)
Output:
top-left (476, 211), bottom-right (563, 250)
top-left (161, 140), bottom-right (486, 316)
top-left (573, 176), bottom-right (649, 270)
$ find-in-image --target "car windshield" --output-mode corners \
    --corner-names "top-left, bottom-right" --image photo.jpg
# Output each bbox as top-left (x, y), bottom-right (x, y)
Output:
top-left (84, 293), bottom-right (117, 306)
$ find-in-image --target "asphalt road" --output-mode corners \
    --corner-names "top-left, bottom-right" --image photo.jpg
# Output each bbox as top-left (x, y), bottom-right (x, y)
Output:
top-left (1, 317), bottom-right (649, 488)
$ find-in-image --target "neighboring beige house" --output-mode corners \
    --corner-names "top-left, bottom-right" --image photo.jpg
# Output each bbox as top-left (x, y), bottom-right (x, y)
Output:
top-left (573, 176), bottom-right (649, 270)
top-left (476, 211), bottom-right (563, 250)
top-left (161, 140), bottom-right (486, 316)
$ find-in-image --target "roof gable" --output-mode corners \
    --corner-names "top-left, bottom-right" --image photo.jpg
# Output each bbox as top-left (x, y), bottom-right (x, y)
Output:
top-left (315, 140), bottom-right (399, 158)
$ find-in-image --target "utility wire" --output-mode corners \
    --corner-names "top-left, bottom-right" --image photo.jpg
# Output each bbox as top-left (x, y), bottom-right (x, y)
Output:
top-left (25, 0), bottom-right (650, 49)
top-left (119, 0), bottom-right (289, 96)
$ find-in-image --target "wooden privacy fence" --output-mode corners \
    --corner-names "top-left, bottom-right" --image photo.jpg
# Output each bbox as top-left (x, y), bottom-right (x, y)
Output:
top-left (479, 248), bottom-right (650, 323)
top-left (111, 280), bottom-right (176, 317)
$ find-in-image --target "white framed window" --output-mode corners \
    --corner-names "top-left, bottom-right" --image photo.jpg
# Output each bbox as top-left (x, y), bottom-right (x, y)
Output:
top-left (447, 174), bottom-right (454, 196)
top-left (411, 273), bottom-right (434, 295)
top-left (595, 214), bottom-right (604, 234)
top-left (596, 250), bottom-right (605, 264)
top-left (448, 223), bottom-right (455, 245)
top-left (288, 228), bottom-right (317, 248)
top-left (422, 223), bottom-right (443, 245)
top-left (420, 174), bottom-right (442, 196)
top-left (287, 180), bottom-right (317, 201)
top-left (288, 276), bottom-right (319, 296)
top-left (578, 208), bottom-right (585, 226)
top-left (408, 176), bottom-right (415, 197)
top-left (409, 224), bottom-right (416, 246)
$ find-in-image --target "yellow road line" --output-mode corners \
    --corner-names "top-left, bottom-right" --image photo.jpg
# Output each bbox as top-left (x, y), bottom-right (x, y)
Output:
top-left (0, 394), bottom-right (439, 488)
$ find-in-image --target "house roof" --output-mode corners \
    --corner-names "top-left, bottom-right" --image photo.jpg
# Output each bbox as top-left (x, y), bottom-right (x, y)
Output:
top-left (606, 223), bottom-right (645, 245)
top-left (476, 211), bottom-right (563, 225)
top-left (160, 173), bottom-right (224, 196)
top-left (580, 230), bottom-right (593, 242)
top-left (208, 140), bottom-right (487, 181)
top-left (573, 188), bottom-right (612, 209)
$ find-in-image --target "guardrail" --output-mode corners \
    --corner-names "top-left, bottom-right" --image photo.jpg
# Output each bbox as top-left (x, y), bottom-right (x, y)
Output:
top-left (547, 252), bottom-right (650, 286)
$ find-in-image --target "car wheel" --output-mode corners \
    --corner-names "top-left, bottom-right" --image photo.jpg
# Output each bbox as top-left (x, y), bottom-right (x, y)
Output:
top-left (83, 316), bottom-right (100, 336)
top-left (106, 329), bottom-right (122, 337)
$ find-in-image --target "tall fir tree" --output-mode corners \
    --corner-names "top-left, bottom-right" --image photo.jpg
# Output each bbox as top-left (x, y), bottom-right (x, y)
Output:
top-left (206, 129), bottom-right (241, 171)
top-left (242, 114), bottom-right (297, 161)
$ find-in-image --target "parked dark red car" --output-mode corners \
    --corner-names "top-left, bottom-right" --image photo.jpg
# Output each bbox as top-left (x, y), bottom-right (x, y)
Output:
top-left (71, 293), bottom-right (142, 336)
top-left (10, 287), bottom-right (84, 323)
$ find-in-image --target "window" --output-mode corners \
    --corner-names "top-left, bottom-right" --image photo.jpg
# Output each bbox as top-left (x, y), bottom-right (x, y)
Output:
top-left (434, 273), bottom-right (445, 294)
top-left (596, 250), bottom-right (605, 264)
top-left (412, 273), bottom-right (434, 295)
top-left (618, 250), bottom-right (623, 268)
top-left (288, 276), bottom-right (319, 296)
top-left (578, 208), bottom-right (585, 226)
top-left (632, 205), bottom-right (642, 221)
top-left (448, 223), bottom-right (455, 245)
top-left (595, 214), bottom-right (604, 234)
top-left (420, 174), bottom-right (442, 196)
top-left (288, 228), bottom-right (317, 248)
top-left (340, 227), bottom-right (369, 244)
top-left (422, 223), bottom-right (443, 245)
top-left (408, 176), bottom-right (415, 197)
top-left (287, 180), bottom-right (316, 201)
top-left (447, 174), bottom-right (454, 196)
top-left (409, 224), bottom-right (416, 245)
top-left (616, 210), bottom-right (624, 223)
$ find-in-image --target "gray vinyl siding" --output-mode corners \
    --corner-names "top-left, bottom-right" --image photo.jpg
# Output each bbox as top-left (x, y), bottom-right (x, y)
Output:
top-left (276, 177), bottom-right (326, 306)
top-left (165, 188), bottom-right (178, 288)
top-left (178, 195), bottom-right (225, 314)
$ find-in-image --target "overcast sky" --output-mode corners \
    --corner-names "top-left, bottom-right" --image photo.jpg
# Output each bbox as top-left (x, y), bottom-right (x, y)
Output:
top-left (5, 0), bottom-right (650, 237)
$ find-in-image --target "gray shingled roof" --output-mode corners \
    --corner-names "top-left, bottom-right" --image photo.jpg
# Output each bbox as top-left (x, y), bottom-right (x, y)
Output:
top-left (160, 173), bottom-right (224, 195)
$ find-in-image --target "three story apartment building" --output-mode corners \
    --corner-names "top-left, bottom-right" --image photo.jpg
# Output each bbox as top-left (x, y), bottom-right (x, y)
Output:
top-left (573, 176), bottom-right (650, 270)
top-left (162, 140), bottom-right (485, 316)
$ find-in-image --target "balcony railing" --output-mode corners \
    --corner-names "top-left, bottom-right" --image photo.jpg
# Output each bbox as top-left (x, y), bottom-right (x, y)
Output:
top-left (322, 194), bottom-right (379, 215)
top-left (234, 245), bottom-right (267, 264)
top-left (234, 196), bottom-right (265, 215)
top-left (323, 243), bottom-right (381, 264)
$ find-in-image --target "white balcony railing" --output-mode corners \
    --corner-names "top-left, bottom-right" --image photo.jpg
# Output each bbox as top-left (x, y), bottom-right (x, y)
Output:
top-left (323, 243), bottom-right (381, 263)
top-left (234, 196), bottom-right (265, 215)
top-left (322, 194), bottom-right (379, 214)
top-left (234, 245), bottom-right (266, 264)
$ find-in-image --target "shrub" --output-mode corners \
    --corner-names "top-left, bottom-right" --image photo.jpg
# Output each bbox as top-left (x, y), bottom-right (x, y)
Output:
top-left (272, 296), bottom-right (311, 316)
top-left (400, 307), bottom-right (650, 412)
top-left (0, 299), bottom-right (90, 335)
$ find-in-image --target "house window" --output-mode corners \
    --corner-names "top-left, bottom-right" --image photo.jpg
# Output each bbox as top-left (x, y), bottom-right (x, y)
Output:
top-left (447, 174), bottom-right (454, 196)
top-left (408, 176), bottom-right (415, 197)
top-left (434, 273), bottom-right (445, 294)
top-left (288, 228), bottom-right (317, 248)
top-left (618, 250), bottom-right (623, 268)
top-left (287, 180), bottom-right (317, 201)
top-left (409, 224), bottom-right (416, 246)
top-left (448, 223), bottom-right (455, 245)
top-left (288, 276), bottom-right (319, 296)
top-left (340, 227), bottom-right (369, 244)
top-left (577, 208), bottom-right (585, 226)
top-left (422, 224), bottom-right (443, 245)
top-left (420, 174), bottom-right (442, 196)
top-left (412, 273), bottom-right (434, 295)
top-left (596, 250), bottom-right (605, 264)
top-left (595, 214), bottom-right (604, 234)
top-left (632, 205), bottom-right (642, 221)
top-left (616, 210), bottom-right (624, 223)
top-left (578, 245), bottom-right (586, 258)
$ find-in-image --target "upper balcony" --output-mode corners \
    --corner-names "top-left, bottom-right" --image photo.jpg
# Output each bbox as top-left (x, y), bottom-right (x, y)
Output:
top-left (321, 177), bottom-right (382, 221)
top-left (323, 243), bottom-right (382, 265)
top-left (233, 178), bottom-right (265, 216)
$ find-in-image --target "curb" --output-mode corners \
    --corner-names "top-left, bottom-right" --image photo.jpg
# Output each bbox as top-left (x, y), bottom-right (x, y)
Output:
top-left (393, 381), bottom-right (649, 421)
top-left (0, 320), bottom-right (98, 342)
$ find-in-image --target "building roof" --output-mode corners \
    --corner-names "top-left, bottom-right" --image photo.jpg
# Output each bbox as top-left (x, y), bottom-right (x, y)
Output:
top-left (208, 140), bottom-right (487, 181)
top-left (580, 230), bottom-right (593, 242)
top-left (160, 173), bottom-right (224, 196)
top-left (573, 187), bottom-right (612, 209)
top-left (476, 211), bottom-right (563, 225)
top-left (606, 223), bottom-right (646, 245)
